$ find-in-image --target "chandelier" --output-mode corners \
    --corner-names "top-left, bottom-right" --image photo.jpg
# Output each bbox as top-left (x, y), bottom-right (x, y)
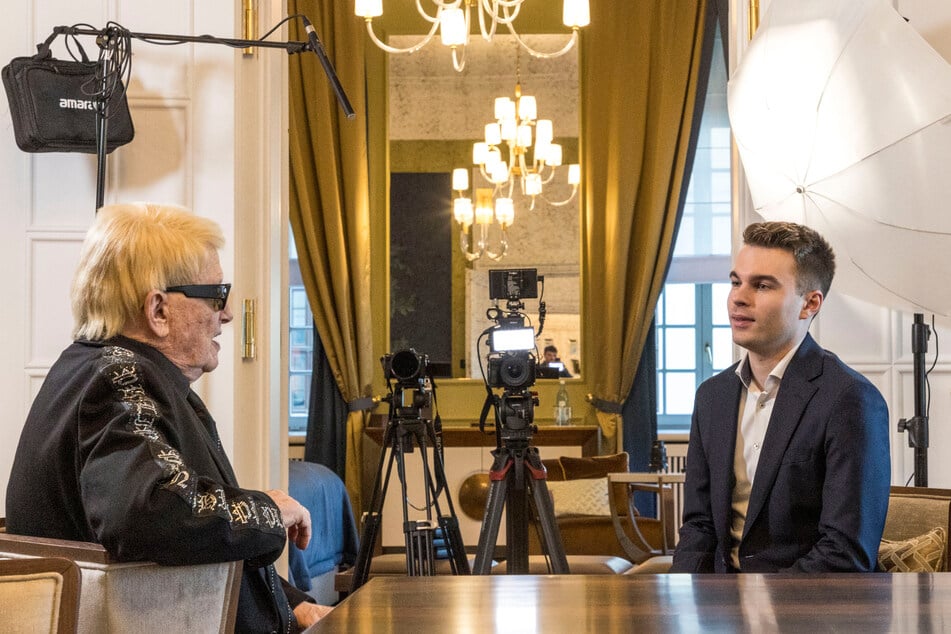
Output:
top-left (450, 64), bottom-right (580, 261)
top-left (353, 0), bottom-right (591, 72)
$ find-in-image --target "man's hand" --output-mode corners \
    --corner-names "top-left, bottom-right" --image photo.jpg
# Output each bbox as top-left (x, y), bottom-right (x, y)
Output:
top-left (293, 602), bottom-right (333, 628)
top-left (265, 489), bottom-right (311, 550)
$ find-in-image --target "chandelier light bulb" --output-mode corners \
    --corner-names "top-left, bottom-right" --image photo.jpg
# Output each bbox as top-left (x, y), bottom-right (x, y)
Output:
top-left (535, 120), bottom-right (553, 146)
top-left (486, 148), bottom-right (502, 167)
top-left (525, 173), bottom-right (543, 196)
top-left (485, 123), bottom-right (502, 146)
top-left (546, 144), bottom-right (564, 166)
top-left (563, 0), bottom-right (591, 28)
top-left (568, 163), bottom-right (581, 185)
top-left (517, 95), bottom-right (537, 122)
top-left (489, 160), bottom-right (510, 184)
top-left (453, 197), bottom-right (474, 226)
top-left (438, 8), bottom-right (467, 47)
top-left (517, 124), bottom-right (533, 149)
top-left (495, 198), bottom-right (515, 227)
top-left (452, 168), bottom-right (469, 191)
top-left (495, 97), bottom-right (516, 121)
top-left (355, 0), bottom-right (383, 18)
top-left (475, 200), bottom-right (494, 225)
top-left (472, 142), bottom-right (489, 165)
top-left (500, 119), bottom-right (517, 142)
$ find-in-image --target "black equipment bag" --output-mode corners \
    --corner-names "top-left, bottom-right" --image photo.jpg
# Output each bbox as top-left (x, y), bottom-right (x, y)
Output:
top-left (2, 30), bottom-right (133, 153)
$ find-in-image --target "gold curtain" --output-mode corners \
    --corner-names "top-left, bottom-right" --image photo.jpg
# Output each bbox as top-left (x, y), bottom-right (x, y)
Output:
top-left (287, 1), bottom-right (375, 512)
top-left (581, 0), bottom-right (709, 451)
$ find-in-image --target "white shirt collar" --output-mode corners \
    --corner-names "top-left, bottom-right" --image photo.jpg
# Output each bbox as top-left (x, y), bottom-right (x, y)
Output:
top-left (734, 334), bottom-right (807, 392)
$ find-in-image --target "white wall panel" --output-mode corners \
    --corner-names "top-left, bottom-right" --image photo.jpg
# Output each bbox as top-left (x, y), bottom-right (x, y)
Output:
top-left (32, 154), bottom-right (100, 226)
top-left (813, 293), bottom-right (892, 365)
top-left (34, 3), bottom-right (109, 43)
top-left (28, 235), bottom-right (83, 366)
top-left (114, 103), bottom-right (189, 203)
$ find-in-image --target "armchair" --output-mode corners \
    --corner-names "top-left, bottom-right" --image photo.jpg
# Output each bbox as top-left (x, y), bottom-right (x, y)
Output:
top-left (0, 556), bottom-right (80, 633)
top-left (879, 486), bottom-right (951, 572)
top-left (0, 531), bottom-right (241, 633)
top-left (607, 472), bottom-right (685, 574)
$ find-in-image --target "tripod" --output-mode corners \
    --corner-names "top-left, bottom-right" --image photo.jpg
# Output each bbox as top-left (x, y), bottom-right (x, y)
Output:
top-left (350, 406), bottom-right (469, 592)
top-left (472, 392), bottom-right (569, 575)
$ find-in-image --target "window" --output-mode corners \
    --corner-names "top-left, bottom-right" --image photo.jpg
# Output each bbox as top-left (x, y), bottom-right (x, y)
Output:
top-left (289, 233), bottom-right (312, 435)
top-left (656, 29), bottom-right (732, 433)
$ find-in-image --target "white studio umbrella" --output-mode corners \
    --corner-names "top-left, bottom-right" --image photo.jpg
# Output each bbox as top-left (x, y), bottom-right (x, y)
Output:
top-left (729, 0), bottom-right (951, 315)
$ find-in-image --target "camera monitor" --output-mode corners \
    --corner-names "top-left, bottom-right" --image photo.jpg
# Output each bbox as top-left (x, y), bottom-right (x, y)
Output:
top-left (491, 327), bottom-right (535, 352)
top-left (488, 269), bottom-right (538, 300)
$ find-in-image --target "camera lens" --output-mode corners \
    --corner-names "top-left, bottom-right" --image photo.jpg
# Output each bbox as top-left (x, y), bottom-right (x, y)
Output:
top-left (389, 349), bottom-right (423, 382)
top-left (500, 354), bottom-right (531, 388)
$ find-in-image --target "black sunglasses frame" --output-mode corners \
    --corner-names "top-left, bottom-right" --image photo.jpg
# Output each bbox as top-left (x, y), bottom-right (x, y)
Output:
top-left (164, 283), bottom-right (232, 311)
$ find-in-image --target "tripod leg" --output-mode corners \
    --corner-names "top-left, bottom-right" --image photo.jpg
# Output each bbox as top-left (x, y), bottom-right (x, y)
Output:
top-left (473, 456), bottom-right (512, 574)
top-left (526, 449), bottom-right (570, 574)
top-left (425, 428), bottom-right (471, 575)
top-left (350, 431), bottom-right (400, 592)
top-left (505, 455), bottom-right (531, 574)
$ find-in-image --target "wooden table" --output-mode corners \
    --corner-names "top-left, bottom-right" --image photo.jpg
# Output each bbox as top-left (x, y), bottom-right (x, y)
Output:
top-left (306, 573), bottom-right (951, 632)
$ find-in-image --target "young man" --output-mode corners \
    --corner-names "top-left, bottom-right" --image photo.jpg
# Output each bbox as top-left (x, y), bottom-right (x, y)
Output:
top-left (6, 203), bottom-right (331, 630)
top-left (671, 221), bottom-right (890, 573)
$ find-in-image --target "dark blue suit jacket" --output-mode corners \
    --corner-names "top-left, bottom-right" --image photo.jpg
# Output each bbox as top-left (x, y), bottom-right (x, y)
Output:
top-left (670, 334), bottom-right (890, 573)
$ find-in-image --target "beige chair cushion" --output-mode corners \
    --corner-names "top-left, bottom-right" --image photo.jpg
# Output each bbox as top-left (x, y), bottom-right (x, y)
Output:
top-left (878, 526), bottom-right (947, 573)
top-left (547, 478), bottom-right (611, 517)
top-left (624, 555), bottom-right (674, 574)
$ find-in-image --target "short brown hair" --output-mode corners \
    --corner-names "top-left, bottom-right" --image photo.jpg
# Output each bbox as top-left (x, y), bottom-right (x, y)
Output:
top-left (71, 203), bottom-right (225, 340)
top-left (742, 221), bottom-right (835, 296)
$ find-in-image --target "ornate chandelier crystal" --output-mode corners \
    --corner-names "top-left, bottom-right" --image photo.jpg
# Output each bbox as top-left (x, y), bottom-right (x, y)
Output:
top-left (451, 62), bottom-right (580, 261)
top-left (354, 0), bottom-right (591, 72)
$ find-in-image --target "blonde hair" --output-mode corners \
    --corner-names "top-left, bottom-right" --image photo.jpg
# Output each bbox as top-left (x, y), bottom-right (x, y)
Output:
top-left (72, 202), bottom-right (225, 340)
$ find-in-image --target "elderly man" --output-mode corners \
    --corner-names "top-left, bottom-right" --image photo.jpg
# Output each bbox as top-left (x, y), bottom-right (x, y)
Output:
top-left (6, 203), bottom-right (329, 631)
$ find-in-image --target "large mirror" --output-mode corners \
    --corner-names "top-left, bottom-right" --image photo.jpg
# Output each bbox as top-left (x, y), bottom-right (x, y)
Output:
top-left (388, 34), bottom-right (581, 379)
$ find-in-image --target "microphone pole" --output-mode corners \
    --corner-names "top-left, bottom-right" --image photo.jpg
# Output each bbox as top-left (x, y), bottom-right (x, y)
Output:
top-left (911, 313), bottom-right (930, 487)
top-left (898, 313), bottom-right (930, 486)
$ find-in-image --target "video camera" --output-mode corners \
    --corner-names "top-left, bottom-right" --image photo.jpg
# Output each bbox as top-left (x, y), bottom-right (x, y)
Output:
top-left (381, 349), bottom-right (432, 419)
top-left (485, 268), bottom-right (541, 392)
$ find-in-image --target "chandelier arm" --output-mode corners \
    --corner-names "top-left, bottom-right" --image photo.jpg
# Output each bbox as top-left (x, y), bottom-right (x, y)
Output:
top-left (365, 19), bottom-right (440, 55)
top-left (460, 226), bottom-right (486, 261)
top-left (539, 165), bottom-right (556, 185)
top-left (452, 46), bottom-right (468, 72)
top-left (421, 0), bottom-right (463, 21)
top-left (485, 230), bottom-right (508, 261)
top-left (506, 24), bottom-right (579, 59)
top-left (488, 0), bottom-right (523, 25)
top-left (478, 1), bottom-right (499, 41)
top-left (541, 185), bottom-right (579, 207)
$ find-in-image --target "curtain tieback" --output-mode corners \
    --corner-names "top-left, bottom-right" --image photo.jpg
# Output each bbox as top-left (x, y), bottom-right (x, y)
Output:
top-left (348, 396), bottom-right (377, 412)
top-left (586, 393), bottom-right (623, 414)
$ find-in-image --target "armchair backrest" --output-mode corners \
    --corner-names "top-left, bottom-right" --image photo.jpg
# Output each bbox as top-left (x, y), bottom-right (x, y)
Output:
top-left (0, 556), bottom-right (80, 633)
top-left (0, 532), bottom-right (241, 633)
top-left (883, 486), bottom-right (951, 572)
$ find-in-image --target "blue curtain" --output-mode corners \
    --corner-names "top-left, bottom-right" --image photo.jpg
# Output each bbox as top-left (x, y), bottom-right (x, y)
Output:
top-left (304, 324), bottom-right (348, 480)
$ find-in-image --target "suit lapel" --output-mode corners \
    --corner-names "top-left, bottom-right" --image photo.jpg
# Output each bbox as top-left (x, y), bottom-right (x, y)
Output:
top-left (743, 335), bottom-right (823, 535)
top-left (710, 372), bottom-right (742, 542)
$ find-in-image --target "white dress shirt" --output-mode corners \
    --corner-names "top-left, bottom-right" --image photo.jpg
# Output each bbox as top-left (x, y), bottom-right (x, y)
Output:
top-left (729, 337), bottom-right (805, 569)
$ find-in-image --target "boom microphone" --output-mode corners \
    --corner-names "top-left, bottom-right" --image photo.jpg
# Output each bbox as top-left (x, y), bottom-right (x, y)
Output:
top-left (300, 15), bottom-right (355, 119)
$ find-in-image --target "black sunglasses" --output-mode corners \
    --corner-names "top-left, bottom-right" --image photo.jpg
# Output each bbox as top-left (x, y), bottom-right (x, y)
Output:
top-left (165, 283), bottom-right (232, 311)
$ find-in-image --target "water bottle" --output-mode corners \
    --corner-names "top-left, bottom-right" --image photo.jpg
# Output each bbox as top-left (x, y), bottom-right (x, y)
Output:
top-left (554, 379), bottom-right (571, 426)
